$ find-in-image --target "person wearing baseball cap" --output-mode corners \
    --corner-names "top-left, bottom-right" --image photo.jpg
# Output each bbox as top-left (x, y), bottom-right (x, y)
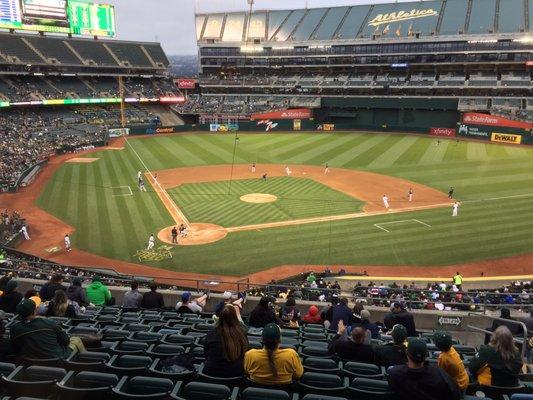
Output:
top-left (383, 302), bottom-right (417, 337)
top-left (175, 290), bottom-right (208, 314)
top-left (244, 323), bottom-right (303, 386)
top-left (388, 337), bottom-right (461, 400)
top-left (10, 297), bottom-right (86, 360)
top-left (375, 324), bottom-right (408, 368)
top-left (433, 331), bottom-right (469, 391)
top-left (0, 279), bottom-right (23, 313)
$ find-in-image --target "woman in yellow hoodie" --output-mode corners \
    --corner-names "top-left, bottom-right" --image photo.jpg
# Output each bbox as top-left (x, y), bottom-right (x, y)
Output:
top-left (433, 331), bottom-right (469, 391)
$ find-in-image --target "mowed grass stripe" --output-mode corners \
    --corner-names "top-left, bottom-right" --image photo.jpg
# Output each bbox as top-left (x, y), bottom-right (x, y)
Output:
top-left (280, 134), bottom-right (341, 163)
top-left (74, 166), bottom-right (89, 249)
top-left (304, 134), bottom-right (365, 165)
top-left (93, 159), bottom-right (115, 256)
top-left (327, 134), bottom-right (387, 166)
top-left (367, 135), bottom-right (420, 169)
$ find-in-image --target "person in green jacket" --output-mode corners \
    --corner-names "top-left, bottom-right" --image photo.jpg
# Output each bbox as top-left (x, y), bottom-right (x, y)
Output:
top-left (85, 276), bottom-right (112, 306)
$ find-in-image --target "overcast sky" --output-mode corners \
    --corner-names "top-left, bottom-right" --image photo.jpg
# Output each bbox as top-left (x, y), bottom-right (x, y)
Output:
top-left (104, 0), bottom-right (418, 55)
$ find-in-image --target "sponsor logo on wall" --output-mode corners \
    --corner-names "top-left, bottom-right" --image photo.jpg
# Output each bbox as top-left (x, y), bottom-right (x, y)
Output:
top-left (257, 119), bottom-right (279, 132)
top-left (457, 124), bottom-right (491, 138)
top-left (462, 113), bottom-right (532, 130)
top-left (429, 127), bottom-right (456, 137)
top-left (209, 123), bottom-right (239, 132)
top-left (491, 132), bottom-right (522, 145)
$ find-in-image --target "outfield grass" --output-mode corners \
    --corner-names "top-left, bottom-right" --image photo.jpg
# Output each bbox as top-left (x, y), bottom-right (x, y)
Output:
top-left (35, 132), bottom-right (533, 275)
top-left (167, 177), bottom-right (364, 227)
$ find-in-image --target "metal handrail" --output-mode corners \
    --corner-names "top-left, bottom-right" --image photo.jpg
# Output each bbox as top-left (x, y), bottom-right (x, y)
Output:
top-left (466, 312), bottom-right (528, 360)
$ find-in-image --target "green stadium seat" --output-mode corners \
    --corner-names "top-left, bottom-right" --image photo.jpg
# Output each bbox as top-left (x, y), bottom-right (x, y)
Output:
top-left (56, 370), bottom-right (119, 400)
top-left (148, 358), bottom-right (195, 380)
top-left (2, 365), bottom-right (67, 398)
top-left (105, 354), bottom-right (153, 376)
top-left (341, 362), bottom-right (385, 379)
top-left (146, 344), bottom-right (186, 358)
top-left (112, 376), bottom-right (176, 399)
top-left (196, 363), bottom-right (243, 385)
top-left (170, 381), bottom-right (238, 400)
top-left (302, 395), bottom-right (348, 400)
top-left (0, 362), bottom-right (16, 378)
top-left (240, 387), bottom-right (291, 400)
top-left (303, 357), bottom-right (341, 374)
top-left (346, 377), bottom-right (394, 400)
top-left (297, 372), bottom-right (348, 396)
top-left (110, 340), bottom-right (149, 355)
top-left (65, 351), bottom-right (110, 372)
top-left (127, 331), bottom-right (163, 343)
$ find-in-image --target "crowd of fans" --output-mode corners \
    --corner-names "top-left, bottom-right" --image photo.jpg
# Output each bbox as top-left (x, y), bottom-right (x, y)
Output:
top-left (0, 111), bottom-right (107, 188)
top-left (0, 272), bottom-right (531, 399)
top-left (0, 211), bottom-right (25, 245)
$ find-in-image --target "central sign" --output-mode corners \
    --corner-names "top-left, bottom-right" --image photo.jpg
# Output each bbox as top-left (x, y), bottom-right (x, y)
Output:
top-left (368, 8), bottom-right (438, 27)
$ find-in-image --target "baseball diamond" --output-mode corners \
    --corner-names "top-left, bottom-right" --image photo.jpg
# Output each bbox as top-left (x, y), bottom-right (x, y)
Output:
top-left (7, 131), bottom-right (530, 277)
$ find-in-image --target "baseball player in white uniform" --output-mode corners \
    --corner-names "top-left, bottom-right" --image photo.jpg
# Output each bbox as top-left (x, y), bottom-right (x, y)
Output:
top-left (382, 195), bottom-right (390, 210)
top-left (408, 188), bottom-right (413, 202)
top-left (147, 234), bottom-right (155, 250)
top-left (20, 225), bottom-right (30, 240)
top-left (251, 163), bottom-right (256, 173)
top-left (324, 163), bottom-right (330, 174)
top-left (285, 166), bottom-right (291, 176)
top-left (452, 202), bottom-right (459, 217)
top-left (64, 234), bottom-right (71, 252)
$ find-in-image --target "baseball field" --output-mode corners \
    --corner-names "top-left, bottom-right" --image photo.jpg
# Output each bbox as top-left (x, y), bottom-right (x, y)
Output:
top-left (30, 132), bottom-right (533, 277)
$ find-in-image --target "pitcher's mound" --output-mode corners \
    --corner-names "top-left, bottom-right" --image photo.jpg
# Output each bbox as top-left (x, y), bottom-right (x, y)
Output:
top-left (158, 223), bottom-right (227, 246)
top-left (240, 193), bottom-right (278, 203)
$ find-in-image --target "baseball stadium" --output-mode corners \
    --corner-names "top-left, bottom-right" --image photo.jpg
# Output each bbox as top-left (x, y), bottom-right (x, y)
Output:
top-left (0, 0), bottom-right (532, 399)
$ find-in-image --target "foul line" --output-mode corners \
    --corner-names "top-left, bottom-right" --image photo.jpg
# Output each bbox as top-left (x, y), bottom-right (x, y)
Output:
top-left (124, 138), bottom-right (191, 228)
top-left (111, 186), bottom-right (133, 197)
top-left (374, 219), bottom-right (432, 233)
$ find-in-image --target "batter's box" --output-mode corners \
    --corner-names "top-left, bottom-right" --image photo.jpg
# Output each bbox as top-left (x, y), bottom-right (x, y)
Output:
top-left (374, 219), bottom-right (431, 233)
top-left (111, 186), bottom-right (133, 197)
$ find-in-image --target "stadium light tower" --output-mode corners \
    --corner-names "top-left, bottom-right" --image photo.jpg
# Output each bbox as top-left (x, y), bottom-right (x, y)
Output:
top-left (246, 0), bottom-right (254, 42)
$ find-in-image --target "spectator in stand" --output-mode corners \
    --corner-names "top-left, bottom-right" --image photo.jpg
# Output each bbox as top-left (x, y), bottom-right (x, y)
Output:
top-left (359, 309), bottom-right (381, 342)
top-left (249, 296), bottom-right (281, 328)
top-left (388, 337), bottom-right (461, 400)
top-left (39, 273), bottom-right (66, 301)
top-left (321, 294), bottom-right (339, 328)
top-left (375, 324), bottom-right (408, 368)
top-left (279, 296), bottom-right (301, 328)
top-left (469, 325), bottom-right (524, 387)
top-left (244, 323), bottom-right (303, 386)
top-left (85, 276), bottom-right (112, 306)
top-left (0, 314), bottom-right (11, 359)
top-left (351, 302), bottom-right (365, 324)
top-left (141, 284), bottom-right (165, 309)
top-left (433, 331), bottom-right (469, 392)
top-left (214, 291), bottom-right (245, 318)
top-left (66, 278), bottom-right (89, 307)
top-left (203, 304), bottom-right (248, 378)
top-left (485, 308), bottom-right (523, 344)
top-left (123, 281), bottom-right (143, 308)
top-left (10, 297), bottom-right (86, 359)
top-left (330, 297), bottom-right (352, 332)
top-left (384, 302), bottom-right (417, 337)
top-left (328, 321), bottom-right (375, 363)
top-left (45, 290), bottom-right (77, 318)
top-left (303, 305), bottom-right (322, 324)
top-left (307, 272), bottom-right (316, 285)
top-left (0, 280), bottom-right (23, 313)
top-left (175, 291), bottom-right (208, 314)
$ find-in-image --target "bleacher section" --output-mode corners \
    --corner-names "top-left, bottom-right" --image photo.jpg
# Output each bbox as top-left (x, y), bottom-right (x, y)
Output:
top-left (0, 32), bottom-right (169, 70)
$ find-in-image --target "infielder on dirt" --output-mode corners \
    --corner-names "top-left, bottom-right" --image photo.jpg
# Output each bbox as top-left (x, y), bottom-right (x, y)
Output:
top-left (382, 195), bottom-right (390, 210)
top-left (64, 234), bottom-right (71, 252)
top-left (285, 165), bottom-right (291, 176)
top-left (408, 188), bottom-right (413, 202)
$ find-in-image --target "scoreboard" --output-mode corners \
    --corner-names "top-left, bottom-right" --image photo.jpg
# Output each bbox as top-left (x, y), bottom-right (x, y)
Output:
top-left (0, 0), bottom-right (115, 36)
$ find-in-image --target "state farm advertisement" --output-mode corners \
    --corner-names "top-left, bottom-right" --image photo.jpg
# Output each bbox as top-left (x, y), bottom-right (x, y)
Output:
top-left (462, 113), bottom-right (532, 130)
top-left (251, 108), bottom-right (312, 120)
top-left (429, 127), bottom-right (456, 137)
top-left (176, 79), bottom-right (196, 89)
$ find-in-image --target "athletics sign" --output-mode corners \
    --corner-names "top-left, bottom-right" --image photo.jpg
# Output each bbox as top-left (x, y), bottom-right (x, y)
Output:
top-left (368, 8), bottom-right (438, 27)
top-left (438, 315), bottom-right (462, 326)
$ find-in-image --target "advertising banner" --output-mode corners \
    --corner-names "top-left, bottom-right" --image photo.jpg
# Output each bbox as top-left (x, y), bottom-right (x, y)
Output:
top-left (108, 128), bottom-right (129, 137)
top-left (429, 127), bottom-right (456, 137)
top-left (251, 108), bottom-right (312, 121)
top-left (457, 124), bottom-right (491, 139)
top-left (176, 79), bottom-right (197, 89)
top-left (209, 124), bottom-right (239, 132)
top-left (491, 132), bottom-right (522, 145)
top-left (293, 119), bottom-right (301, 131)
top-left (462, 113), bottom-right (532, 130)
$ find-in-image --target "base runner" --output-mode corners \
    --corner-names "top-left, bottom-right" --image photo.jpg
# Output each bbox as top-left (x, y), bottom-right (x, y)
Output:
top-left (382, 195), bottom-right (390, 210)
